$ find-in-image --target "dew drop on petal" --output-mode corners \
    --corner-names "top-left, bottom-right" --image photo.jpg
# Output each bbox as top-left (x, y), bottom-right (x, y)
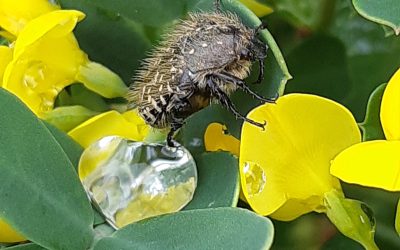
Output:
top-left (242, 161), bottom-right (266, 197)
top-left (23, 61), bottom-right (47, 89)
top-left (79, 136), bottom-right (197, 229)
top-left (23, 74), bottom-right (38, 89)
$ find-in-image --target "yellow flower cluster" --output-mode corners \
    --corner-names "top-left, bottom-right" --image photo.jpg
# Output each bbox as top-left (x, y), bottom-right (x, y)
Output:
top-left (0, 0), bottom-right (149, 242)
top-left (0, 0), bottom-right (149, 146)
top-left (204, 92), bottom-right (383, 248)
top-left (205, 94), bottom-right (359, 216)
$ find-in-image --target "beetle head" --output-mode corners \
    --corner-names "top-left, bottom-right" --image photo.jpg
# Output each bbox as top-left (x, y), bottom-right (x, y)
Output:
top-left (241, 37), bottom-right (268, 61)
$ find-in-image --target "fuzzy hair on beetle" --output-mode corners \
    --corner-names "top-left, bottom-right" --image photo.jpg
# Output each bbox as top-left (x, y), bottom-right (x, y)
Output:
top-left (127, 0), bottom-right (276, 147)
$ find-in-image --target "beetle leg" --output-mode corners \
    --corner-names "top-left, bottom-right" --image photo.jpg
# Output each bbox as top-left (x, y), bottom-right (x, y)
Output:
top-left (166, 94), bottom-right (192, 147)
top-left (215, 72), bottom-right (277, 103)
top-left (207, 77), bottom-right (266, 129)
top-left (167, 120), bottom-right (183, 147)
top-left (254, 59), bottom-right (264, 84)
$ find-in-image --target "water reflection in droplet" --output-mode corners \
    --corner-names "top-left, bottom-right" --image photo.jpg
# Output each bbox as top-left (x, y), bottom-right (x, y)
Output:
top-left (79, 136), bottom-right (197, 229)
top-left (242, 161), bottom-right (266, 197)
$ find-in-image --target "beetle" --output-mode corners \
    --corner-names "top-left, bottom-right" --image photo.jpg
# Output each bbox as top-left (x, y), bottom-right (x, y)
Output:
top-left (128, 0), bottom-right (276, 146)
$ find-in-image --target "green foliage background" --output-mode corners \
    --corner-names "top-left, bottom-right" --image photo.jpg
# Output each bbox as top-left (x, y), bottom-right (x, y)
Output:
top-left (1, 0), bottom-right (400, 249)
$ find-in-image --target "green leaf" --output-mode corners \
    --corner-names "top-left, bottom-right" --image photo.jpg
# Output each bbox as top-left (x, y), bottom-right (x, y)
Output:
top-left (352, 0), bottom-right (400, 35)
top-left (334, 1), bottom-right (400, 122)
top-left (43, 105), bottom-right (99, 132)
top-left (42, 122), bottom-right (83, 170)
top-left (359, 83), bottom-right (386, 141)
top-left (91, 224), bottom-right (115, 249)
top-left (395, 200), bottom-right (400, 236)
top-left (56, 84), bottom-right (109, 112)
top-left (221, 0), bottom-right (292, 93)
top-left (265, 0), bottom-right (329, 30)
top-left (324, 190), bottom-right (378, 250)
top-left (345, 54), bottom-right (400, 121)
top-left (184, 152), bottom-right (240, 210)
top-left (0, 89), bottom-right (94, 249)
top-left (285, 35), bottom-right (352, 102)
top-left (4, 243), bottom-right (45, 250)
top-left (178, 104), bottom-right (237, 154)
top-left (94, 208), bottom-right (274, 250)
top-left (80, 0), bottom-right (187, 27)
top-left (59, 0), bottom-right (152, 83)
top-left (42, 123), bottom-right (107, 226)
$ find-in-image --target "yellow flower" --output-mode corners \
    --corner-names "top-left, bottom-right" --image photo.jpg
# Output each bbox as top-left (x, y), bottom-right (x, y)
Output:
top-left (238, 94), bottom-right (360, 219)
top-left (1, 10), bottom-right (127, 118)
top-left (205, 94), bottom-right (361, 217)
top-left (331, 68), bottom-right (400, 190)
top-left (0, 45), bottom-right (12, 84)
top-left (204, 123), bottom-right (240, 156)
top-left (68, 110), bottom-right (150, 148)
top-left (205, 94), bottom-right (378, 248)
top-left (0, 219), bottom-right (25, 243)
top-left (0, 0), bottom-right (58, 37)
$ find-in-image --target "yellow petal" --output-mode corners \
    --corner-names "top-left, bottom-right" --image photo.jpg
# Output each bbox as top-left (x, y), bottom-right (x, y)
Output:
top-left (204, 123), bottom-right (240, 156)
top-left (0, 45), bottom-right (12, 84)
top-left (270, 196), bottom-right (325, 221)
top-left (0, 219), bottom-right (26, 243)
top-left (122, 109), bottom-right (150, 137)
top-left (331, 140), bottom-right (400, 191)
top-left (239, 0), bottom-right (273, 17)
top-left (68, 110), bottom-right (149, 148)
top-left (12, 10), bottom-right (85, 59)
top-left (0, 0), bottom-right (59, 36)
top-left (2, 10), bottom-right (87, 116)
top-left (381, 68), bottom-right (400, 140)
top-left (240, 94), bottom-right (361, 218)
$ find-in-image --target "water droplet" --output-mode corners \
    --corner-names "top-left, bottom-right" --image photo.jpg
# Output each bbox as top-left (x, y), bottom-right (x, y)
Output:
top-left (79, 136), bottom-right (197, 229)
top-left (23, 61), bottom-right (47, 90)
top-left (23, 75), bottom-right (38, 89)
top-left (360, 202), bottom-right (376, 229)
top-left (242, 162), bottom-right (266, 197)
